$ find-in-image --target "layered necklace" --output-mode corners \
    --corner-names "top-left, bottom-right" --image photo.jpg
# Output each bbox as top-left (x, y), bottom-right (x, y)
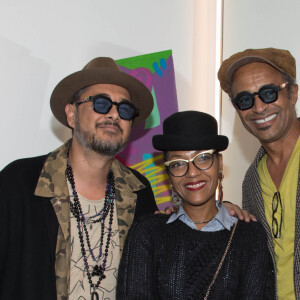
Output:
top-left (66, 150), bottom-right (115, 300)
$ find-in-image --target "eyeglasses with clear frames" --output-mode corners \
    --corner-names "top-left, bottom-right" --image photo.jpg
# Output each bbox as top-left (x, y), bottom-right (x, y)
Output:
top-left (164, 149), bottom-right (216, 177)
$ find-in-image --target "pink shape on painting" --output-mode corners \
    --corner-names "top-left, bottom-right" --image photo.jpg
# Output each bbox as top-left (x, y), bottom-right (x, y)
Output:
top-left (128, 68), bottom-right (153, 90)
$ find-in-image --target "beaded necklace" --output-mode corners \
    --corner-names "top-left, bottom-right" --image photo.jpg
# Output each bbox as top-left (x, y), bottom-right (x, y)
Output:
top-left (66, 150), bottom-right (115, 300)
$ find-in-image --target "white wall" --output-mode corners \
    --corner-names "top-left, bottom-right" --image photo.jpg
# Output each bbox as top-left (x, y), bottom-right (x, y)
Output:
top-left (4, 0), bottom-right (297, 208)
top-left (221, 0), bottom-right (300, 206)
top-left (0, 0), bottom-right (221, 170)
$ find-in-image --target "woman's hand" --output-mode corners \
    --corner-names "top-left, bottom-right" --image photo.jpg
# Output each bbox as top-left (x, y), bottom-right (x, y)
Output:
top-left (155, 206), bottom-right (174, 215)
top-left (223, 202), bottom-right (257, 222)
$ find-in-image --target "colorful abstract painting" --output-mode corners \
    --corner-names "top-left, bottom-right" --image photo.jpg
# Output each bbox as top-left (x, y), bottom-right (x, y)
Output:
top-left (116, 50), bottom-right (178, 211)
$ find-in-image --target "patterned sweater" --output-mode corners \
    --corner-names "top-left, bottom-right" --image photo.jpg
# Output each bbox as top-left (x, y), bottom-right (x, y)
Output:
top-left (117, 214), bottom-right (275, 300)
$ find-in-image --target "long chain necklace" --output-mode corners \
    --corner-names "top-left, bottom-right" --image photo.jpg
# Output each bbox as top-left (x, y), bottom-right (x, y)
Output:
top-left (66, 150), bottom-right (115, 300)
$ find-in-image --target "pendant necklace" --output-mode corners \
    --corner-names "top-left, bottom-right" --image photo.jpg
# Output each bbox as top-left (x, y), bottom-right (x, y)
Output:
top-left (66, 149), bottom-right (115, 300)
top-left (193, 217), bottom-right (214, 224)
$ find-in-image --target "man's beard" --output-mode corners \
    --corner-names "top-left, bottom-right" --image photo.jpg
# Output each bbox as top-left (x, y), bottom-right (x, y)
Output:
top-left (74, 112), bottom-right (129, 157)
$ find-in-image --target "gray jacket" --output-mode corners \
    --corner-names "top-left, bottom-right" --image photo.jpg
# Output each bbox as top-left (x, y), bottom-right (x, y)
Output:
top-left (243, 146), bottom-right (300, 299)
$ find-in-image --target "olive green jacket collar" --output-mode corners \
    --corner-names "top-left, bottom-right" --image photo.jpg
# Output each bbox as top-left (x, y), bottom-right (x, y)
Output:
top-left (34, 139), bottom-right (145, 299)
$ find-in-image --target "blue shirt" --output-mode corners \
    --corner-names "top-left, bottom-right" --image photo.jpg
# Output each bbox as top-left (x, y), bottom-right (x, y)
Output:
top-left (167, 202), bottom-right (237, 231)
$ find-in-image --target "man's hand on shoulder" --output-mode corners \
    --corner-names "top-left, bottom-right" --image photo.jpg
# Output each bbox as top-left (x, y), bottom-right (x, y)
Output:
top-left (223, 201), bottom-right (257, 222)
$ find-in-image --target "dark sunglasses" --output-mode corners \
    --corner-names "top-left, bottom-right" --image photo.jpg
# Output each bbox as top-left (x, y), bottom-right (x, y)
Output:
top-left (76, 94), bottom-right (139, 121)
top-left (272, 191), bottom-right (282, 239)
top-left (231, 82), bottom-right (288, 111)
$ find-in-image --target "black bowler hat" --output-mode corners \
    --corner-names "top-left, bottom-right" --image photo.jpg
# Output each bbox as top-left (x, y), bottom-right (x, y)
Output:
top-left (152, 111), bottom-right (229, 151)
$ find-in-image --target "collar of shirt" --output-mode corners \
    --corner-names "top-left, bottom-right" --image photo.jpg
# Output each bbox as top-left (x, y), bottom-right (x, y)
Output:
top-left (166, 202), bottom-right (237, 231)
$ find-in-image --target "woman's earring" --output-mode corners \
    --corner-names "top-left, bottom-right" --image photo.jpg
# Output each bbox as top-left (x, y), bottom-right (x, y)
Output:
top-left (218, 172), bottom-right (224, 205)
top-left (170, 184), bottom-right (181, 213)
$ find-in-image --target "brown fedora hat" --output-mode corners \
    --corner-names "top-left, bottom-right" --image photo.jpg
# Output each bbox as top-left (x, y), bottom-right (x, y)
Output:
top-left (50, 57), bottom-right (154, 127)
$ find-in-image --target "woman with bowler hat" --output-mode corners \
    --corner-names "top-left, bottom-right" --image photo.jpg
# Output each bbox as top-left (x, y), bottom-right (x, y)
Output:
top-left (117, 111), bottom-right (275, 299)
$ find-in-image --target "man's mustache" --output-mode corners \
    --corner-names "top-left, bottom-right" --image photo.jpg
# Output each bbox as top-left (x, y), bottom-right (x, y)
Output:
top-left (95, 121), bottom-right (123, 133)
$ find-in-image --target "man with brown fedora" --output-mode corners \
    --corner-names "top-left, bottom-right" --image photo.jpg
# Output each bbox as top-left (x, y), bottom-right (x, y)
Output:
top-left (218, 48), bottom-right (300, 299)
top-left (0, 57), bottom-right (157, 299)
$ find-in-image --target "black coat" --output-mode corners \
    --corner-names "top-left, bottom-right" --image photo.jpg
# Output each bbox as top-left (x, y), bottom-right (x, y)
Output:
top-left (0, 154), bottom-right (157, 300)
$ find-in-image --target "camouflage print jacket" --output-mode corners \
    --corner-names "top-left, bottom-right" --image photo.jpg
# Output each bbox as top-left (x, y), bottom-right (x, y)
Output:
top-left (34, 140), bottom-right (157, 299)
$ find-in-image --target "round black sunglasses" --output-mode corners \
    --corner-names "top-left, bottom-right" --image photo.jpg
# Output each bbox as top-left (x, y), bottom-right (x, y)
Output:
top-left (231, 82), bottom-right (288, 111)
top-left (76, 94), bottom-right (139, 121)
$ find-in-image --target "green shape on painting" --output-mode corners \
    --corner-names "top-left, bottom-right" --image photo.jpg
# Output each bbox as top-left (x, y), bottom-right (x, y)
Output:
top-left (145, 87), bottom-right (160, 129)
top-left (116, 50), bottom-right (172, 73)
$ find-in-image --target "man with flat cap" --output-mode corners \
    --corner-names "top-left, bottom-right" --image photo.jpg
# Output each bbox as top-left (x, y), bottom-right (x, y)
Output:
top-left (0, 57), bottom-right (157, 299)
top-left (218, 48), bottom-right (300, 299)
